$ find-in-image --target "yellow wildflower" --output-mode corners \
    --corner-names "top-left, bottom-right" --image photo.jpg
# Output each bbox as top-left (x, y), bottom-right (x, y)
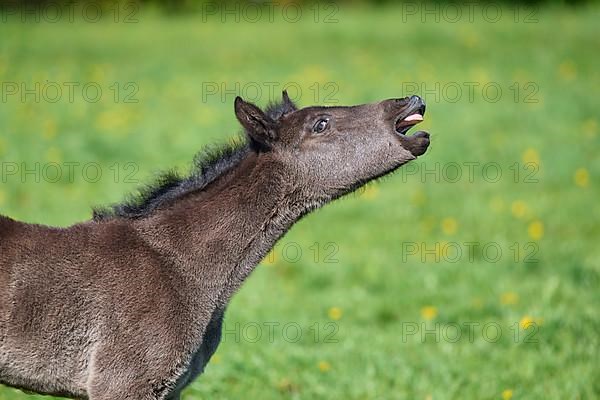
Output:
top-left (420, 306), bottom-right (438, 321)
top-left (328, 307), bottom-right (342, 321)
top-left (276, 378), bottom-right (297, 393)
top-left (500, 292), bottom-right (519, 305)
top-left (361, 184), bottom-right (379, 200)
top-left (441, 217), bottom-right (458, 235)
top-left (519, 315), bottom-right (536, 329)
top-left (574, 168), bottom-right (589, 188)
top-left (42, 118), bottom-right (57, 140)
top-left (521, 148), bottom-right (540, 166)
top-left (511, 201), bottom-right (529, 219)
top-left (528, 220), bottom-right (544, 241)
top-left (317, 361), bottom-right (331, 372)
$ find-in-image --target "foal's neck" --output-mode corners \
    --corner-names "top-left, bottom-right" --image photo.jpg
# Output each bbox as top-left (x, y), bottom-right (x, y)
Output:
top-left (135, 151), bottom-right (302, 306)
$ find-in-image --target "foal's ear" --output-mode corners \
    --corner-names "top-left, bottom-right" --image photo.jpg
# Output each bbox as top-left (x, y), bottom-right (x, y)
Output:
top-left (234, 96), bottom-right (277, 148)
top-left (281, 89), bottom-right (297, 112)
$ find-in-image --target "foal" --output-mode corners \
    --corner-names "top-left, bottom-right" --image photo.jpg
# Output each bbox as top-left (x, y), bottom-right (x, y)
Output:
top-left (0, 92), bottom-right (430, 399)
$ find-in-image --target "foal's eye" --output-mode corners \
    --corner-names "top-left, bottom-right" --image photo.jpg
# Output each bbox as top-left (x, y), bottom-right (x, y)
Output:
top-left (313, 118), bottom-right (330, 134)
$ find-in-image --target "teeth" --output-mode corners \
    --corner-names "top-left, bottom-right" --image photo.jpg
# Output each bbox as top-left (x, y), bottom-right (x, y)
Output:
top-left (404, 114), bottom-right (423, 122)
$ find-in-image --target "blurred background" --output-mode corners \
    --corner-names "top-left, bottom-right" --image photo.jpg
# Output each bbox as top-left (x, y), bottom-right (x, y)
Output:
top-left (0, 0), bottom-right (598, 399)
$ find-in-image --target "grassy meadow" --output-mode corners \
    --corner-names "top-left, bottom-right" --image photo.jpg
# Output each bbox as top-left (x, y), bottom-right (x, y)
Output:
top-left (0, 2), bottom-right (599, 399)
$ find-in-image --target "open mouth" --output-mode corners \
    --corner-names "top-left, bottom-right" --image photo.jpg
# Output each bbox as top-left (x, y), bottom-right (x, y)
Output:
top-left (395, 103), bottom-right (426, 135)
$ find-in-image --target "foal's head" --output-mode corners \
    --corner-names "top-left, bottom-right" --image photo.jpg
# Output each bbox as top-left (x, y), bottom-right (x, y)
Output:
top-left (235, 91), bottom-right (430, 200)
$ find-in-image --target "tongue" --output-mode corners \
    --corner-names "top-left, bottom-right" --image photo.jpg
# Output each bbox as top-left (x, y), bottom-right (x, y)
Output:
top-left (404, 114), bottom-right (423, 122)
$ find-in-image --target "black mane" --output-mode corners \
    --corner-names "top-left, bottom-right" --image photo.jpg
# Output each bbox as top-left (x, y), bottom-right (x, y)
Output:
top-left (264, 94), bottom-right (297, 121)
top-left (93, 97), bottom-right (296, 221)
top-left (92, 138), bottom-right (251, 221)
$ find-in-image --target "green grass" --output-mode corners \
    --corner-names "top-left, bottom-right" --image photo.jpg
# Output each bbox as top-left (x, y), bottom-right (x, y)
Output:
top-left (1, 3), bottom-right (599, 399)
